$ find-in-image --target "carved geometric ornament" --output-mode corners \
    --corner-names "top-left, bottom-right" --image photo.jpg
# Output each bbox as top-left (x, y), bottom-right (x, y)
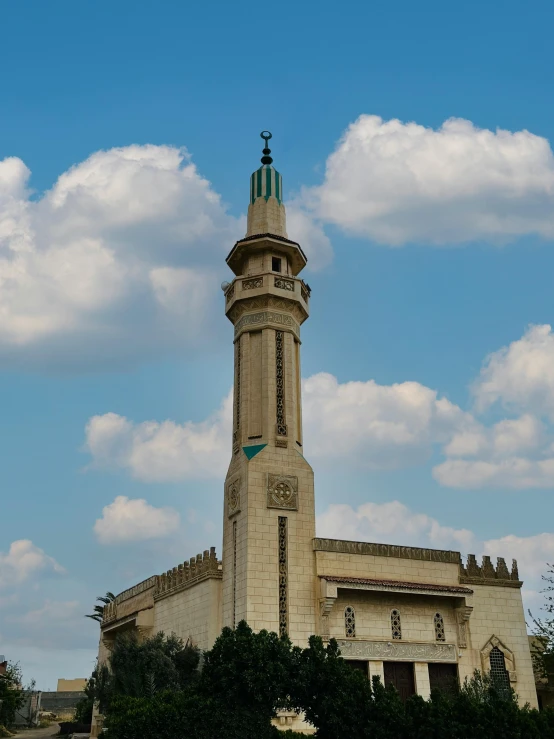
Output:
top-left (227, 476), bottom-right (241, 517)
top-left (267, 473), bottom-right (298, 510)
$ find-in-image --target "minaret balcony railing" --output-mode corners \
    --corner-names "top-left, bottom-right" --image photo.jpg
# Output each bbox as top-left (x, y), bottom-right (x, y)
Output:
top-left (224, 272), bottom-right (310, 316)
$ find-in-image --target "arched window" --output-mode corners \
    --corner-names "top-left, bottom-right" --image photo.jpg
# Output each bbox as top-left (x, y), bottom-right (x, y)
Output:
top-left (344, 606), bottom-right (356, 638)
top-left (391, 609), bottom-right (402, 640)
top-left (434, 613), bottom-right (445, 642)
top-left (489, 646), bottom-right (510, 694)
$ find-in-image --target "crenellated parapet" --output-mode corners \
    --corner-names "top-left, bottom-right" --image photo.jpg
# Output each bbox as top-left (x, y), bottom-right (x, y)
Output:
top-left (101, 547), bottom-right (222, 624)
top-left (155, 547), bottom-right (222, 600)
top-left (460, 555), bottom-right (522, 588)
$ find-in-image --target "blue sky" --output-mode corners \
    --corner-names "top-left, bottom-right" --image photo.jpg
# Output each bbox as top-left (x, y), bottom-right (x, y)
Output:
top-left (2, 0), bottom-right (554, 689)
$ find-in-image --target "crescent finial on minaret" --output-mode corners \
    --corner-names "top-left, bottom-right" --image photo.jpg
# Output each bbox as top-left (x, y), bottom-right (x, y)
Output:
top-left (260, 130), bottom-right (273, 165)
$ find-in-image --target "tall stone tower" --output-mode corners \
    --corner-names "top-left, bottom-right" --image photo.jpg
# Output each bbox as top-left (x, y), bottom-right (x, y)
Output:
top-left (222, 132), bottom-right (316, 643)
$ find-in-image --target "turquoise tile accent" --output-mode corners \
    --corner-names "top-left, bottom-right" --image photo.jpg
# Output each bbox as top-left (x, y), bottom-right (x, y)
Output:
top-left (243, 443), bottom-right (267, 460)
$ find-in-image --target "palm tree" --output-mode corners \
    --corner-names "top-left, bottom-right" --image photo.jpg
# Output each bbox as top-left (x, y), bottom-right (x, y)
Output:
top-left (85, 592), bottom-right (116, 623)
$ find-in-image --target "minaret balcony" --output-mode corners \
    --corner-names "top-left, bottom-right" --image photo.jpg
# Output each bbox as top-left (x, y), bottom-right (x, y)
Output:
top-left (224, 272), bottom-right (310, 325)
top-left (226, 233), bottom-right (307, 277)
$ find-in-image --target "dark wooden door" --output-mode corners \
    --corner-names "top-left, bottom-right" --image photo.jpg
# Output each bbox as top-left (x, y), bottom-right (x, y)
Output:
top-left (428, 663), bottom-right (458, 694)
top-left (383, 661), bottom-right (415, 701)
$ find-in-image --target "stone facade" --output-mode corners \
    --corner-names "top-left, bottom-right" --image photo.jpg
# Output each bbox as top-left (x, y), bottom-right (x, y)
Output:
top-left (92, 137), bottom-right (538, 736)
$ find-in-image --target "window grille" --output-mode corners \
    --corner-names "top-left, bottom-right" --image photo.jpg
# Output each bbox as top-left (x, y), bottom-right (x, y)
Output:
top-left (275, 331), bottom-right (287, 436)
top-left (278, 516), bottom-right (288, 637)
top-left (489, 646), bottom-right (510, 693)
top-left (434, 613), bottom-right (445, 642)
top-left (391, 609), bottom-right (402, 640)
top-left (345, 606), bottom-right (356, 638)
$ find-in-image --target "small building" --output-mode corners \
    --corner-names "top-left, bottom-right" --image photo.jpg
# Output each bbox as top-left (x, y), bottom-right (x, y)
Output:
top-left (57, 678), bottom-right (87, 692)
top-left (93, 133), bottom-right (538, 735)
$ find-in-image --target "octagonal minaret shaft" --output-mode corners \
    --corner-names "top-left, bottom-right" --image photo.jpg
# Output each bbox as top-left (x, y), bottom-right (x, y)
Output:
top-left (221, 133), bottom-right (316, 643)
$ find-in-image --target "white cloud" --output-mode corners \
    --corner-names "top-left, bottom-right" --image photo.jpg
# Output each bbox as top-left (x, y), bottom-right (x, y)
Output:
top-left (0, 143), bottom-right (331, 367)
top-left (302, 115), bottom-right (554, 245)
top-left (85, 391), bottom-right (232, 481)
top-left (473, 324), bottom-right (554, 418)
top-left (94, 496), bottom-right (180, 544)
top-left (82, 326), bottom-right (554, 489)
top-left (433, 456), bottom-right (554, 490)
top-left (434, 413), bottom-right (554, 489)
top-left (0, 144), bottom-right (237, 365)
top-left (432, 325), bottom-right (554, 488)
top-left (317, 501), bottom-right (476, 552)
top-left (0, 540), bottom-right (64, 588)
top-left (303, 372), bottom-right (471, 468)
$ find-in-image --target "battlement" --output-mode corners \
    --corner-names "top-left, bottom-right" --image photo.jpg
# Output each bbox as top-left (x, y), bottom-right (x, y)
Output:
top-left (155, 546), bottom-right (222, 599)
top-left (460, 555), bottom-right (521, 588)
top-left (101, 547), bottom-right (222, 623)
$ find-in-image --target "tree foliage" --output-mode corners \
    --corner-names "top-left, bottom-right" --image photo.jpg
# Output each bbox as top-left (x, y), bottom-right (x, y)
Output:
top-left (85, 592), bottom-right (116, 623)
top-left (529, 563), bottom-right (554, 680)
top-left (0, 662), bottom-right (24, 728)
top-left (102, 622), bottom-right (554, 739)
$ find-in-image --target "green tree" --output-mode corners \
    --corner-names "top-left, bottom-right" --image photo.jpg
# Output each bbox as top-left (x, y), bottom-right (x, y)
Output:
top-left (0, 662), bottom-right (24, 728)
top-left (529, 563), bottom-right (554, 681)
top-left (196, 621), bottom-right (298, 739)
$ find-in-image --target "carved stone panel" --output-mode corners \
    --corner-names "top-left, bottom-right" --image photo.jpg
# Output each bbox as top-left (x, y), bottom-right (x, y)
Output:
top-left (242, 277), bottom-right (263, 290)
top-left (227, 476), bottom-right (241, 517)
top-left (336, 640), bottom-right (457, 662)
top-left (274, 276), bottom-right (295, 292)
top-left (267, 473), bottom-right (298, 510)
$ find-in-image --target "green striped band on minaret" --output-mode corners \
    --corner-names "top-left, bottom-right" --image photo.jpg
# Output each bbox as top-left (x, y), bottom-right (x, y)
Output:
top-left (250, 165), bottom-right (283, 205)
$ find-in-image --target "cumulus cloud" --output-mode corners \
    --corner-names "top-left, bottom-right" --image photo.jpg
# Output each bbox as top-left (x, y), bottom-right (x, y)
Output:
top-left (85, 391), bottom-right (232, 481)
top-left (317, 501), bottom-right (476, 552)
top-left (83, 325), bottom-right (554, 489)
top-left (94, 496), bottom-right (180, 544)
top-left (302, 115), bottom-right (554, 245)
top-left (0, 540), bottom-right (64, 588)
top-left (0, 143), bottom-right (333, 367)
top-left (0, 145), bottom-right (239, 366)
top-left (473, 324), bottom-right (554, 418)
top-left (432, 325), bottom-right (554, 488)
top-left (84, 374), bottom-right (472, 481)
top-left (302, 372), bottom-right (472, 468)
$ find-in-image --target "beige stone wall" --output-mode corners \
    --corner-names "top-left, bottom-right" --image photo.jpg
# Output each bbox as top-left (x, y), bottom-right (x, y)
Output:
top-left (461, 584), bottom-right (537, 708)
top-left (323, 579), bottom-right (536, 708)
top-left (223, 444), bottom-right (316, 645)
top-left (328, 590), bottom-right (459, 644)
top-left (57, 678), bottom-right (86, 691)
top-left (315, 550), bottom-right (461, 586)
top-left (154, 578), bottom-right (222, 651)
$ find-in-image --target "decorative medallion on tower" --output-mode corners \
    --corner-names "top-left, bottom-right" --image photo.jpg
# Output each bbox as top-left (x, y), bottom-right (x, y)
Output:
top-left (226, 476), bottom-right (241, 517)
top-left (267, 473), bottom-right (298, 510)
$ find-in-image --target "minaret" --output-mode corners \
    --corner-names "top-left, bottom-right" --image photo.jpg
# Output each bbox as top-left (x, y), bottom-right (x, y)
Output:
top-left (222, 132), bottom-right (316, 642)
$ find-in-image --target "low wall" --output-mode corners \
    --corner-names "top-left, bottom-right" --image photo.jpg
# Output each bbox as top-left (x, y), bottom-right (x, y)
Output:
top-left (40, 690), bottom-right (84, 713)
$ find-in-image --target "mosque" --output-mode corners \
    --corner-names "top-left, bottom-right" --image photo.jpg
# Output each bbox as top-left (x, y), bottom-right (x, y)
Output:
top-left (93, 133), bottom-right (537, 734)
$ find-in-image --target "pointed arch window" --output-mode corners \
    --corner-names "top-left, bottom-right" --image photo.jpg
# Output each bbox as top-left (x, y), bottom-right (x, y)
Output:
top-left (434, 613), bottom-right (445, 642)
top-left (489, 646), bottom-right (510, 694)
top-left (344, 606), bottom-right (356, 638)
top-left (391, 609), bottom-right (402, 640)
